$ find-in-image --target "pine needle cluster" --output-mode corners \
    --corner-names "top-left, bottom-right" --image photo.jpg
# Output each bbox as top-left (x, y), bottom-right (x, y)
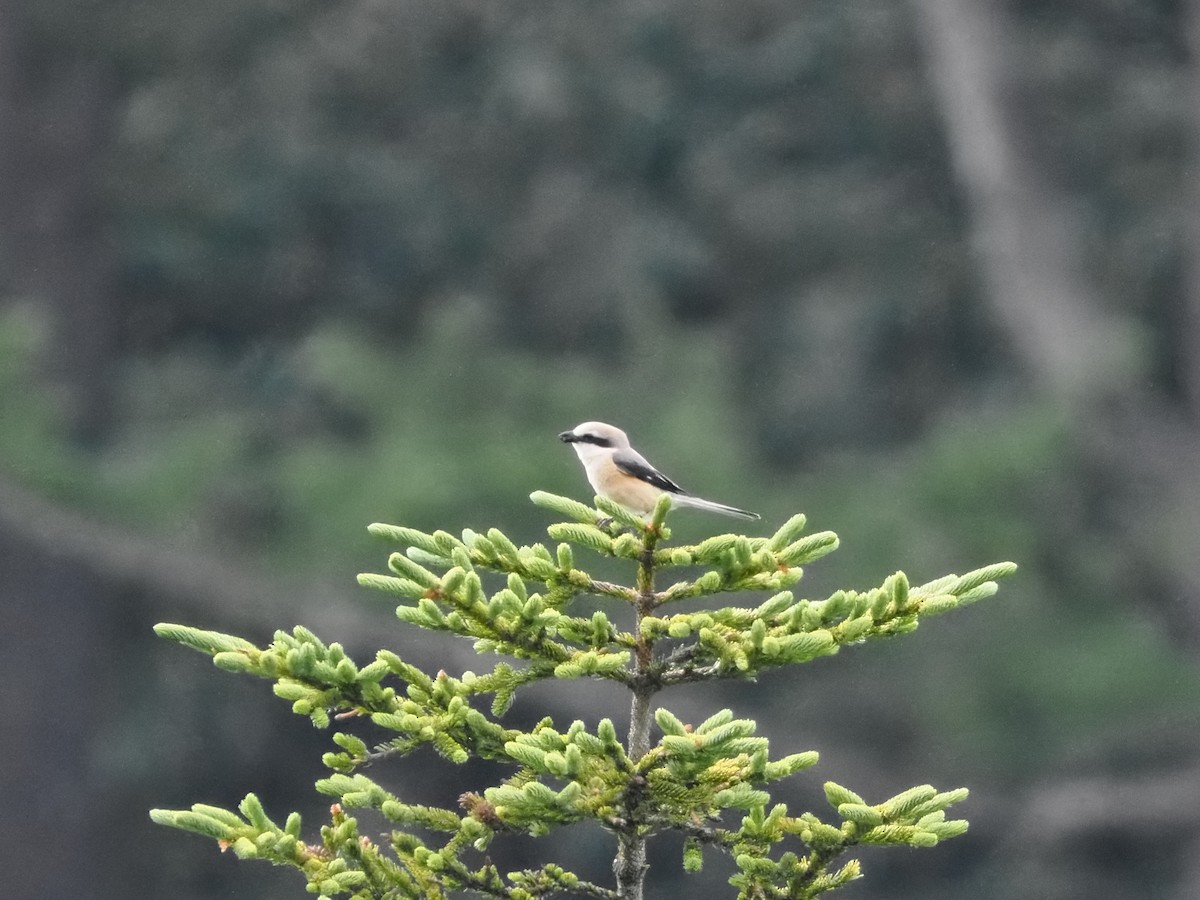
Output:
top-left (152, 490), bottom-right (1015, 899)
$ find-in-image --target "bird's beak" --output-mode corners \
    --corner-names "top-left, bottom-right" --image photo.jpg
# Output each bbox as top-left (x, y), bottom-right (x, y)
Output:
top-left (559, 431), bottom-right (578, 443)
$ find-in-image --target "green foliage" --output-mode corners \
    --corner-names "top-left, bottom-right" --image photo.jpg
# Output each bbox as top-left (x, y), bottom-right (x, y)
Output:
top-left (153, 492), bottom-right (1014, 898)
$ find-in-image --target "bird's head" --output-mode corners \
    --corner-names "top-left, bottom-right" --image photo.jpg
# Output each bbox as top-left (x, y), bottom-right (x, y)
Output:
top-left (559, 421), bottom-right (629, 460)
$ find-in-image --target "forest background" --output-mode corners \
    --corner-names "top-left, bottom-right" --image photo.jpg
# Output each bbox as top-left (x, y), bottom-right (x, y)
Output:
top-left (1, 0), bottom-right (1198, 898)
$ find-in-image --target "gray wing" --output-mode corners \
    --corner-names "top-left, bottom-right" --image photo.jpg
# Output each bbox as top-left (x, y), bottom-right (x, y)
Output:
top-left (613, 449), bottom-right (688, 495)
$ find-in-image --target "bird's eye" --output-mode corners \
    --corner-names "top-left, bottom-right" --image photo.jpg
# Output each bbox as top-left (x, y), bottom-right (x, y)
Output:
top-left (582, 435), bottom-right (612, 448)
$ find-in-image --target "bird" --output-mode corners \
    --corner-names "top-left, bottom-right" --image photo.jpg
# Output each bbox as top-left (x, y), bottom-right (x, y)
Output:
top-left (559, 421), bottom-right (760, 520)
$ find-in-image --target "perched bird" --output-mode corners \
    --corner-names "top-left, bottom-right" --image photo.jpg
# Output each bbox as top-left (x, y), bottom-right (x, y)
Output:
top-left (559, 421), bottom-right (760, 520)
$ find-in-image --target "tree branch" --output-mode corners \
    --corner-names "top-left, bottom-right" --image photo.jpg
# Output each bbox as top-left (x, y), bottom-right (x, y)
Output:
top-left (912, 0), bottom-right (1135, 400)
top-left (0, 473), bottom-right (383, 648)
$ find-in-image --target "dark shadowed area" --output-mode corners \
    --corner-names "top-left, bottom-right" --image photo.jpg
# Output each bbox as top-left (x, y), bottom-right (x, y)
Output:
top-left (1, 0), bottom-right (1198, 897)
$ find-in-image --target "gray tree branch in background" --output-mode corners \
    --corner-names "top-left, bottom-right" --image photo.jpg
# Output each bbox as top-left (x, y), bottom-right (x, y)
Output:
top-left (916, 0), bottom-right (1200, 645)
top-left (912, 0), bottom-right (1136, 401)
top-left (916, 4), bottom-right (1200, 896)
top-left (0, 474), bottom-right (385, 650)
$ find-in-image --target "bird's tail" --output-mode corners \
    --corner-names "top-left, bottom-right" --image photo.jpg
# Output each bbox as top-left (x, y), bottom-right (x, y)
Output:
top-left (671, 494), bottom-right (760, 520)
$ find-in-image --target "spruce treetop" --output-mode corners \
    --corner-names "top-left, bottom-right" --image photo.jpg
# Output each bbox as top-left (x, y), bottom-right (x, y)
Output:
top-left (153, 489), bottom-right (1015, 899)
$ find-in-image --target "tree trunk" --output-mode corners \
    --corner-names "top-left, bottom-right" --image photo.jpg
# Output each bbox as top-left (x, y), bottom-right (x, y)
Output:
top-left (28, 53), bottom-right (124, 443)
top-left (911, 0), bottom-right (1131, 401)
top-left (1182, 0), bottom-right (1200, 424)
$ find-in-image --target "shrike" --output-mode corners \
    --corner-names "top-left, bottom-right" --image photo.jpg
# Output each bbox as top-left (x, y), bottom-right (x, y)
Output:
top-left (559, 421), bottom-right (760, 520)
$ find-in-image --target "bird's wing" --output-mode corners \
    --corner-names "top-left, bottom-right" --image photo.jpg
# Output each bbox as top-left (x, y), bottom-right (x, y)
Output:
top-left (613, 449), bottom-right (688, 495)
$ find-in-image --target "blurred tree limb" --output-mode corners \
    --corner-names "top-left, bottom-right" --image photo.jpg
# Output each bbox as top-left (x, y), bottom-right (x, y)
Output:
top-left (0, 472), bottom-right (383, 648)
top-left (916, 0), bottom-right (1200, 655)
top-left (912, 0), bottom-right (1137, 400)
top-left (991, 764), bottom-right (1200, 898)
top-left (1017, 767), bottom-right (1200, 839)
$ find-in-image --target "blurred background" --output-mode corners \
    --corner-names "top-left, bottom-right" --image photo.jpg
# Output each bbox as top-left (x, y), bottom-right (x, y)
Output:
top-left (1, 0), bottom-right (1198, 897)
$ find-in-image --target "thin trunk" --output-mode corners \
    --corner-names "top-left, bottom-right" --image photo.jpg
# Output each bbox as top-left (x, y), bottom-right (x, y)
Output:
top-left (28, 54), bottom-right (123, 443)
top-left (613, 684), bottom-right (652, 900)
top-left (613, 535), bottom-right (661, 899)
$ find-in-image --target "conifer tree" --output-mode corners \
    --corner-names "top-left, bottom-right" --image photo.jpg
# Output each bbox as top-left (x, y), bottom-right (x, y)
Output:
top-left (152, 491), bottom-right (1015, 899)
